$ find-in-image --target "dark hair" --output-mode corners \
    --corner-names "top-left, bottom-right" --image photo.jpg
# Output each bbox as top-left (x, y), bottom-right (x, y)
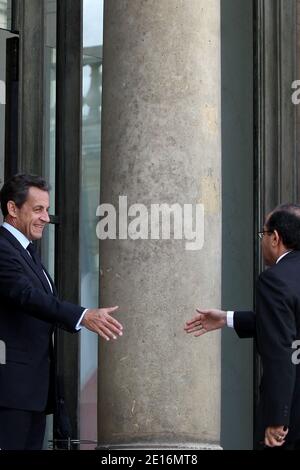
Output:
top-left (266, 203), bottom-right (300, 250)
top-left (0, 174), bottom-right (50, 217)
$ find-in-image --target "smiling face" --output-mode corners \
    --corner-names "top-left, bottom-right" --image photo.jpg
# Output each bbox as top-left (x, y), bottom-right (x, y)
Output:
top-left (6, 186), bottom-right (50, 240)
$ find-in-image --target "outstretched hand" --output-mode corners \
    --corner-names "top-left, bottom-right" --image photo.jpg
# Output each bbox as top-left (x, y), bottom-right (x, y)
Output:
top-left (184, 309), bottom-right (227, 337)
top-left (81, 306), bottom-right (123, 341)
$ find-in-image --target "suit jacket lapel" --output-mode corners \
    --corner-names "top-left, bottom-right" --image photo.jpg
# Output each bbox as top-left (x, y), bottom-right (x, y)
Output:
top-left (21, 249), bottom-right (53, 294)
top-left (0, 226), bottom-right (53, 295)
top-left (42, 264), bottom-right (57, 296)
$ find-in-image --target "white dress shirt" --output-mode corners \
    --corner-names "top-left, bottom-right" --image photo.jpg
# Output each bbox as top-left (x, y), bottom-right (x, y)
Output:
top-left (226, 251), bottom-right (292, 327)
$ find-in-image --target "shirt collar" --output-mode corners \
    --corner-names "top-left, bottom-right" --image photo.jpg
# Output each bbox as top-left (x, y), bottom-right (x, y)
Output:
top-left (2, 222), bottom-right (31, 250)
top-left (276, 251), bottom-right (292, 264)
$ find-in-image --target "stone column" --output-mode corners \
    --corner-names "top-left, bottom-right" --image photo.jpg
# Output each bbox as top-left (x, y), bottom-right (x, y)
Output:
top-left (99, 0), bottom-right (221, 449)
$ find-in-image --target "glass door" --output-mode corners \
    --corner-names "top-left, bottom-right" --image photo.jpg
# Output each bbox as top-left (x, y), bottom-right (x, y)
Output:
top-left (0, 0), bottom-right (17, 220)
top-left (0, 30), bottom-right (9, 189)
top-left (0, 0), bottom-right (13, 184)
top-left (0, 0), bottom-right (11, 30)
top-left (79, 0), bottom-right (103, 449)
top-left (42, 0), bottom-right (57, 449)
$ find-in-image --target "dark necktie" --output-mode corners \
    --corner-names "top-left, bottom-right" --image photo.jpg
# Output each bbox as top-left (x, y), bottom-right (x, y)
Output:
top-left (26, 242), bottom-right (40, 266)
top-left (26, 243), bottom-right (53, 294)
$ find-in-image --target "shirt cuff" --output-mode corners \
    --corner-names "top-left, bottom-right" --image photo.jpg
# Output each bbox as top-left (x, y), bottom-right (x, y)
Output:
top-left (227, 311), bottom-right (235, 328)
top-left (75, 309), bottom-right (88, 330)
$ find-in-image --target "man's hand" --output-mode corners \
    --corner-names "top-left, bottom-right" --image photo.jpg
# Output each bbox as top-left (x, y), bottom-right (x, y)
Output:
top-left (81, 306), bottom-right (123, 341)
top-left (264, 426), bottom-right (288, 448)
top-left (184, 309), bottom-right (227, 337)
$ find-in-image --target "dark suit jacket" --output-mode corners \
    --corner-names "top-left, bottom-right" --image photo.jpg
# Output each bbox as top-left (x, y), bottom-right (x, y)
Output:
top-left (0, 226), bottom-right (84, 412)
top-left (234, 250), bottom-right (300, 443)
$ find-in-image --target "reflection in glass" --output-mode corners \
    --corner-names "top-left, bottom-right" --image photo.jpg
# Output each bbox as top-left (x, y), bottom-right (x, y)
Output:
top-left (41, 46), bottom-right (56, 281)
top-left (42, 0), bottom-right (56, 278)
top-left (0, 30), bottom-right (7, 192)
top-left (43, 46), bottom-right (56, 213)
top-left (0, 28), bottom-right (15, 222)
top-left (80, 0), bottom-right (103, 449)
top-left (0, 0), bottom-right (11, 31)
top-left (42, 0), bottom-right (57, 450)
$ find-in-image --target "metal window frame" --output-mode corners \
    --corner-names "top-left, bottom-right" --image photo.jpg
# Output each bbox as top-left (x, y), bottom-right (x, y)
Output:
top-left (54, 0), bottom-right (82, 444)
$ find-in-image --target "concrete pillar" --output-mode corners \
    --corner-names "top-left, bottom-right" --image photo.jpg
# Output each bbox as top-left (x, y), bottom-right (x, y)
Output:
top-left (99, 0), bottom-right (221, 449)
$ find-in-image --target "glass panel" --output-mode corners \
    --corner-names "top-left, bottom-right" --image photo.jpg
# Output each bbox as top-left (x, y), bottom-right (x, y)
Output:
top-left (0, 30), bottom-right (7, 197)
top-left (42, 45), bottom-right (56, 279)
top-left (80, 0), bottom-right (103, 449)
top-left (83, 0), bottom-right (103, 48)
top-left (42, 0), bottom-right (57, 450)
top-left (0, 28), bottom-right (15, 222)
top-left (42, 0), bottom-right (56, 274)
top-left (0, 0), bottom-right (11, 31)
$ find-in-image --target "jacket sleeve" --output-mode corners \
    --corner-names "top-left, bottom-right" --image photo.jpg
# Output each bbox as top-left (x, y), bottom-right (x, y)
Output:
top-left (0, 249), bottom-right (85, 332)
top-left (234, 311), bottom-right (256, 338)
top-left (256, 269), bottom-right (297, 428)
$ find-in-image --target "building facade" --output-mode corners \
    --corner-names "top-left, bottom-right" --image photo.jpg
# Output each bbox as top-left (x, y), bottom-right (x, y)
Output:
top-left (0, 0), bottom-right (300, 450)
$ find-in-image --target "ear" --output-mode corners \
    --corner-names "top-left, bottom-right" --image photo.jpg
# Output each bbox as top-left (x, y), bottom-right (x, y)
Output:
top-left (272, 230), bottom-right (281, 246)
top-left (7, 201), bottom-right (17, 218)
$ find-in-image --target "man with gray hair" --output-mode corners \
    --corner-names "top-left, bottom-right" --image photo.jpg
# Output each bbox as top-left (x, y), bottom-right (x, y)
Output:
top-left (0, 174), bottom-right (123, 450)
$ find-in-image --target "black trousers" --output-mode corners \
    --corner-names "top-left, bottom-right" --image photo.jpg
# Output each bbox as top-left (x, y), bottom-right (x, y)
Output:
top-left (0, 407), bottom-right (46, 450)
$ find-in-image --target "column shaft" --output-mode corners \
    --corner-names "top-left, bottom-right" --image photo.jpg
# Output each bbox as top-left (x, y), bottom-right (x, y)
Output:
top-left (99, 0), bottom-right (221, 449)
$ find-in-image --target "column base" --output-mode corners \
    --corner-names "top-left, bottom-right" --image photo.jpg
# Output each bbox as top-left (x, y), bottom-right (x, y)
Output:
top-left (96, 442), bottom-right (222, 450)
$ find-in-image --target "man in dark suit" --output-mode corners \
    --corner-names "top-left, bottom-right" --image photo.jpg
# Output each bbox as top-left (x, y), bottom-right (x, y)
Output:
top-left (184, 204), bottom-right (300, 449)
top-left (0, 174), bottom-right (123, 450)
